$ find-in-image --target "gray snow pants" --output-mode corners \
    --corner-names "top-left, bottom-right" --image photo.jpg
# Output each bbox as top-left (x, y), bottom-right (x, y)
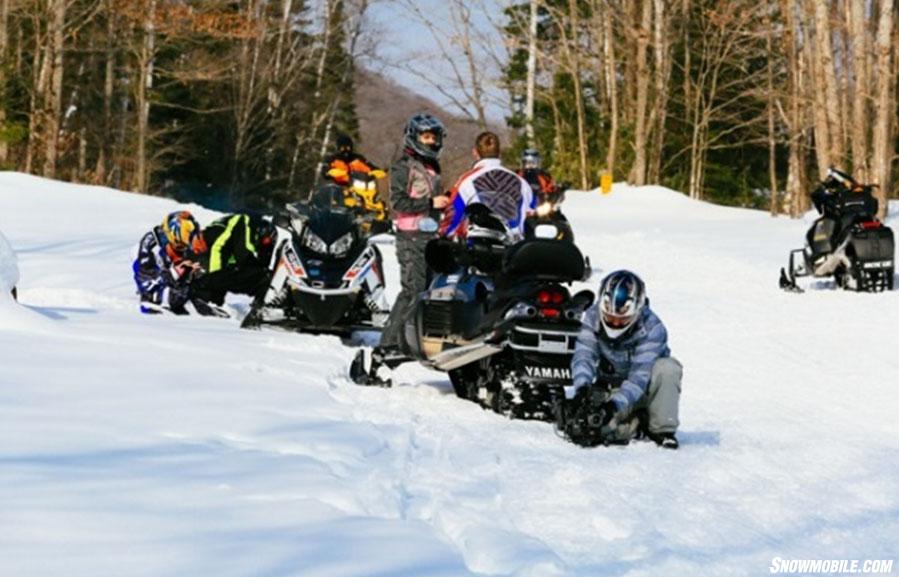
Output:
top-left (612, 357), bottom-right (683, 439)
top-left (379, 231), bottom-right (431, 350)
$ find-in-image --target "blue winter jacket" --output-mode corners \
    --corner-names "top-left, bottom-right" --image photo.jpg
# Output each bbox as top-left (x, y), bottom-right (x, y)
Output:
top-left (570, 304), bottom-right (670, 411)
top-left (132, 226), bottom-right (180, 309)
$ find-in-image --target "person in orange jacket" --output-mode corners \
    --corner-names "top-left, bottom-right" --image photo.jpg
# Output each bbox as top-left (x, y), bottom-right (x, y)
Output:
top-left (321, 134), bottom-right (385, 185)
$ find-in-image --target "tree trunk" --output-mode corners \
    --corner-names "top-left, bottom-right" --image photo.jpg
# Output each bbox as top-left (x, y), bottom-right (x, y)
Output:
top-left (604, 1), bottom-right (618, 177)
top-left (648, 0), bottom-right (670, 183)
top-left (813, 0), bottom-right (844, 166)
top-left (96, 0), bottom-right (117, 185)
top-left (778, 0), bottom-right (806, 216)
top-left (803, 1), bottom-right (831, 179)
top-left (848, 0), bottom-right (869, 181)
top-left (136, 0), bottom-right (157, 193)
top-left (567, 0), bottom-right (588, 189)
top-left (42, 0), bottom-right (66, 178)
top-left (629, 0), bottom-right (652, 185)
top-left (766, 1), bottom-right (778, 215)
top-left (870, 0), bottom-right (895, 219)
top-left (0, 0), bottom-right (10, 165)
top-left (26, 9), bottom-right (52, 174)
top-left (525, 0), bottom-right (537, 147)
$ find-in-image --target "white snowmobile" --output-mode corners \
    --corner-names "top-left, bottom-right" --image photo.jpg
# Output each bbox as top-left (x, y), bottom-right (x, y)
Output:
top-left (241, 185), bottom-right (389, 334)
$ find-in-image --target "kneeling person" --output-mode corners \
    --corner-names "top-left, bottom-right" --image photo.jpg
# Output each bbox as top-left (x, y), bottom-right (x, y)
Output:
top-left (566, 270), bottom-right (682, 449)
top-left (191, 213), bottom-right (276, 306)
top-left (133, 211), bottom-right (214, 315)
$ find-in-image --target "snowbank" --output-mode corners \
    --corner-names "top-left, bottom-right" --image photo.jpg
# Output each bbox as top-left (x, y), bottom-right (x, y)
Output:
top-left (0, 226), bottom-right (18, 298)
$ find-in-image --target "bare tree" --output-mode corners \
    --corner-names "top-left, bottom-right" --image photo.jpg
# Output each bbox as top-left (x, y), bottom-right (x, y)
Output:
top-left (848, 0), bottom-right (870, 181)
top-left (629, 0), bottom-right (652, 186)
top-left (524, 0), bottom-right (537, 146)
top-left (870, 0), bottom-right (895, 218)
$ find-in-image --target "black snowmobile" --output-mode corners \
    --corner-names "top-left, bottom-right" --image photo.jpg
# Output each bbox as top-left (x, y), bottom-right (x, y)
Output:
top-left (780, 168), bottom-right (894, 293)
top-left (241, 185), bottom-right (389, 334)
top-left (403, 204), bottom-right (593, 420)
top-left (524, 184), bottom-right (574, 242)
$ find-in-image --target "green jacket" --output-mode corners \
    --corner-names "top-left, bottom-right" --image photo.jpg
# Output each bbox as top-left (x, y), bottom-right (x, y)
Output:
top-left (202, 214), bottom-right (260, 273)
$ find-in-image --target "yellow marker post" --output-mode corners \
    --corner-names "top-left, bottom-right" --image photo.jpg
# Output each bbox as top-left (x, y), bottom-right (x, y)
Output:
top-left (600, 171), bottom-right (613, 195)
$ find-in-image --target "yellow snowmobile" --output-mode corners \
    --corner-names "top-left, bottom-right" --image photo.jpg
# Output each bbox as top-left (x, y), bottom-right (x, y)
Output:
top-left (339, 170), bottom-right (390, 235)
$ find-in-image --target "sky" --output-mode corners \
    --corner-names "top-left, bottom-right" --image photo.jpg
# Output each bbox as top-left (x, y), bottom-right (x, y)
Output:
top-left (364, 0), bottom-right (511, 123)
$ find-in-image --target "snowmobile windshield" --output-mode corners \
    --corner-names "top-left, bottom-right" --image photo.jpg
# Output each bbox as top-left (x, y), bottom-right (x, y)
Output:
top-left (311, 185), bottom-right (346, 211)
top-left (305, 208), bottom-right (356, 246)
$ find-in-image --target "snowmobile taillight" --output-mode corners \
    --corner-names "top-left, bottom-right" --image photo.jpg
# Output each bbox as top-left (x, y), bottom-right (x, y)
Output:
top-left (539, 307), bottom-right (561, 319)
top-left (860, 221), bottom-right (882, 230)
top-left (537, 289), bottom-right (566, 305)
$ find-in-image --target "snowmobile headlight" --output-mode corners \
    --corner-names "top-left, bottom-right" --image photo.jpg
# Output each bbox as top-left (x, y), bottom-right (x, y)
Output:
top-left (330, 232), bottom-right (354, 257)
top-left (303, 229), bottom-right (329, 254)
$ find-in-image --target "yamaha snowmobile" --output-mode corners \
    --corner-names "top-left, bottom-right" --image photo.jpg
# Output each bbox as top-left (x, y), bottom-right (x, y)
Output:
top-left (403, 204), bottom-right (593, 420)
top-left (241, 185), bottom-right (389, 334)
top-left (780, 168), bottom-right (894, 293)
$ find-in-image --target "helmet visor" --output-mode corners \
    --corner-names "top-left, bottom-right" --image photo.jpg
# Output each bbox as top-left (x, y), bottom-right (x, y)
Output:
top-left (601, 310), bottom-right (634, 329)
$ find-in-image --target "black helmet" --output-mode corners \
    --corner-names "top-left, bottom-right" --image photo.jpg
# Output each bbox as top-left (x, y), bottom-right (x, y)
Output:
top-left (404, 113), bottom-right (446, 160)
top-left (521, 148), bottom-right (541, 169)
top-left (597, 270), bottom-right (646, 339)
top-left (336, 134), bottom-right (354, 154)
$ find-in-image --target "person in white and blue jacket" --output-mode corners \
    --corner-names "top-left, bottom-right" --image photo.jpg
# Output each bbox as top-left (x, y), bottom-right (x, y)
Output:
top-left (569, 270), bottom-right (682, 449)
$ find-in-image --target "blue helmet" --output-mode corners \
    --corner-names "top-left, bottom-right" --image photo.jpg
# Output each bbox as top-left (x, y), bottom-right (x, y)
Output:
top-left (598, 270), bottom-right (646, 339)
top-left (404, 113), bottom-right (446, 160)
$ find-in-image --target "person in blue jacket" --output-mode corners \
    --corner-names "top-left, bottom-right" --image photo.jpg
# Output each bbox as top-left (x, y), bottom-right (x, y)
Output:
top-left (568, 270), bottom-right (683, 449)
top-left (132, 210), bottom-right (220, 316)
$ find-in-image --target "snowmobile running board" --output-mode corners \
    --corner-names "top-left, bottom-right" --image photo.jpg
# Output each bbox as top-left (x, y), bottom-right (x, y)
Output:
top-left (429, 340), bottom-right (503, 371)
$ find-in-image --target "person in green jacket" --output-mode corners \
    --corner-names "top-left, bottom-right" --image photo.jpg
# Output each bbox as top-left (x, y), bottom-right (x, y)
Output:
top-left (191, 214), bottom-right (277, 306)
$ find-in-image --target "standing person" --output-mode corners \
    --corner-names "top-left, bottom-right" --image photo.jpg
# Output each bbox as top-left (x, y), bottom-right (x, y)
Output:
top-left (565, 270), bottom-right (683, 449)
top-left (440, 132), bottom-right (535, 241)
top-left (350, 113), bottom-right (449, 386)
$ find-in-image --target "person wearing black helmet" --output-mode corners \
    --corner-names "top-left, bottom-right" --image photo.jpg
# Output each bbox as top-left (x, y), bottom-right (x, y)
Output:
top-left (565, 270), bottom-right (683, 449)
top-left (189, 214), bottom-right (277, 307)
top-left (517, 148), bottom-right (565, 205)
top-left (350, 112), bottom-right (450, 386)
top-left (321, 134), bottom-right (385, 186)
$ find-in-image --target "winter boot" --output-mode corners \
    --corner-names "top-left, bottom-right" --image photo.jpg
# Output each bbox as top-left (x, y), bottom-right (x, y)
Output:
top-left (349, 347), bottom-right (407, 387)
top-left (647, 431), bottom-right (679, 450)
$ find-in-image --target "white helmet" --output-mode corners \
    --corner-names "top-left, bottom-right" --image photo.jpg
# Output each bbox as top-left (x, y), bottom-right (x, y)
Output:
top-left (598, 270), bottom-right (646, 339)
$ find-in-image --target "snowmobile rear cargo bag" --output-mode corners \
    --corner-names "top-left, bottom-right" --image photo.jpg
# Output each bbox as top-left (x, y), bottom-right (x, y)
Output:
top-left (849, 225), bottom-right (894, 265)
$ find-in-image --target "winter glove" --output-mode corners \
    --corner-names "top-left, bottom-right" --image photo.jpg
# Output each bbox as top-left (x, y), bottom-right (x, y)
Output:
top-left (594, 400), bottom-right (619, 430)
top-left (327, 167), bottom-right (348, 180)
top-left (370, 169), bottom-right (387, 180)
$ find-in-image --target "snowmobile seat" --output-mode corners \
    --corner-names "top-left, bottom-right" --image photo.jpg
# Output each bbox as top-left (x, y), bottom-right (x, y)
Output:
top-left (501, 239), bottom-right (585, 283)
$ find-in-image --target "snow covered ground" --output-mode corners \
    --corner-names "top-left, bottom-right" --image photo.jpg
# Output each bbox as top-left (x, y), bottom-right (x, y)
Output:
top-left (1, 172), bottom-right (897, 577)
